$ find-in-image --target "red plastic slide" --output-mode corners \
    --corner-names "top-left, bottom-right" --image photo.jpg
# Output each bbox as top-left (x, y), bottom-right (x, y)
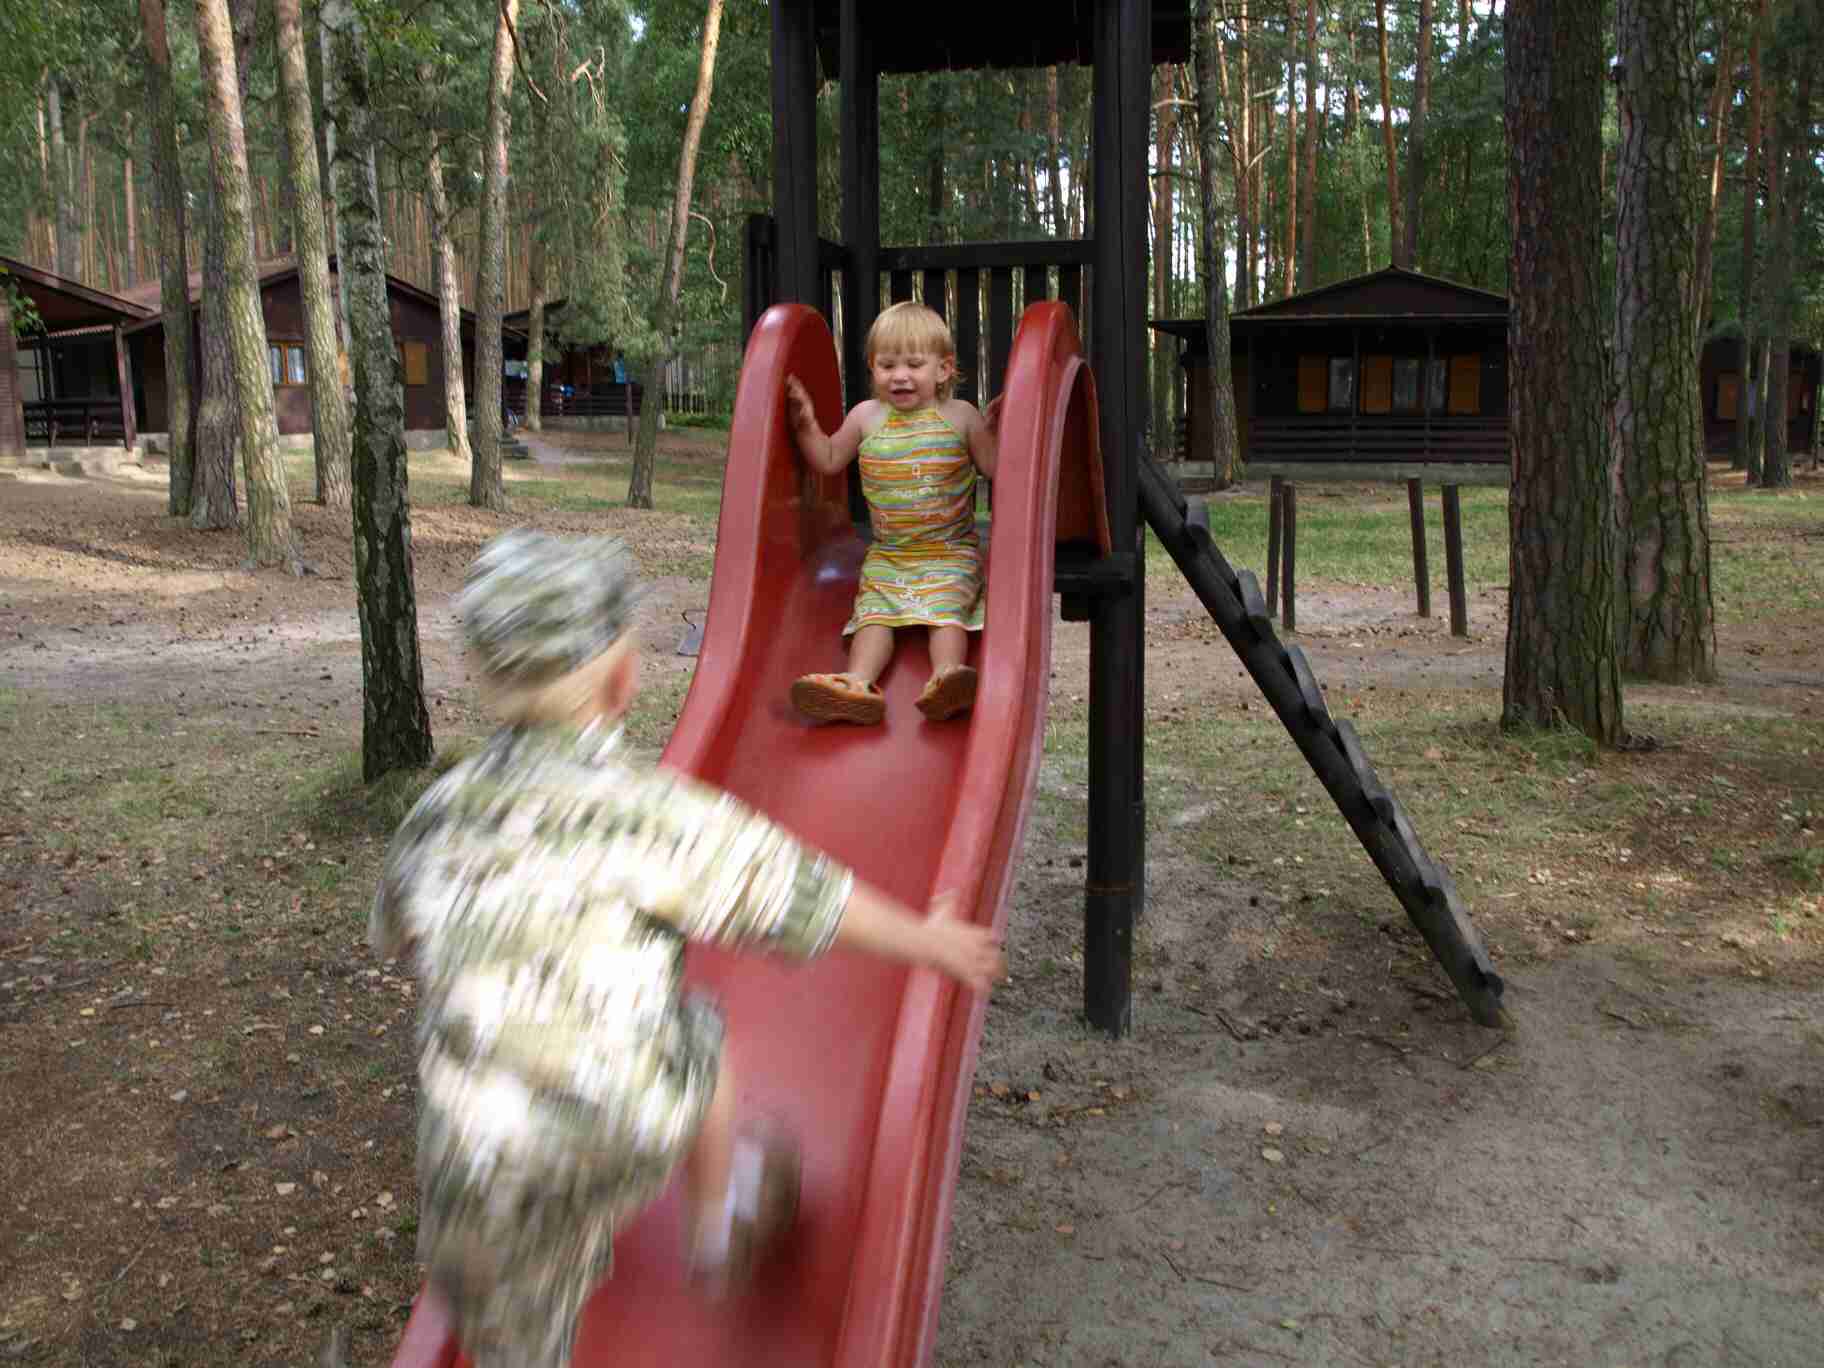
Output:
top-left (388, 302), bottom-right (1102, 1368)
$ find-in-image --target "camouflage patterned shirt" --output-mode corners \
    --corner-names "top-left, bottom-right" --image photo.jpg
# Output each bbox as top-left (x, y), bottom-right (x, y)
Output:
top-left (370, 721), bottom-right (852, 1364)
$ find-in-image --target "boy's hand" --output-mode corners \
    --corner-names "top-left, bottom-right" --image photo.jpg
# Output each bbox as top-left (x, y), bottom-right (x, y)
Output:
top-left (924, 892), bottom-right (1005, 993)
top-left (784, 374), bottom-right (816, 432)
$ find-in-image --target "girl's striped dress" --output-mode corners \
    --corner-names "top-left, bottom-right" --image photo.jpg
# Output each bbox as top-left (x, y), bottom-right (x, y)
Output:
top-left (846, 405), bottom-right (986, 635)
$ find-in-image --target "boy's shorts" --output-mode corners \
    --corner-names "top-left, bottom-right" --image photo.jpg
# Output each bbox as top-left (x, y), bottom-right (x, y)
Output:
top-left (414, 993), bottom-right (725, 1367)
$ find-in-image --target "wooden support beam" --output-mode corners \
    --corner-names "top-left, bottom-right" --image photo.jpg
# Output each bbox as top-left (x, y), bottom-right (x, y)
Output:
top-left (1265, 474), bottom-right (1283, 614)
top-left (770, 0), bottom-right (820, 308)
top-left (838, 0), bottom-right (877, 526)
top-left (1083, 0), bottom-right (1151, 1039)
top-left (1406, 477), bottom-right (1431, 617)
top-left (1281, 481), bottom-right (1298, 632)
top-left (1442, 483), bottom-right (1468, 637)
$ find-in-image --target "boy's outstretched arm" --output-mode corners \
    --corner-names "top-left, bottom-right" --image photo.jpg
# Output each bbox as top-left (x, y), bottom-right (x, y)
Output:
top-left (833, 884), bottom-right (1004, 993)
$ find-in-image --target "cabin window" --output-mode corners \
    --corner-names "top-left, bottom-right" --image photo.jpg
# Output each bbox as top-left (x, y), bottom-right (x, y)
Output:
top-left (269, 343), bottom-right (306, 387)
top-left (1789, 371), bottom-right (1809, 417)
top-left (1446, 354), bottom-right (1480, 414)
top-left (1360, 355), bottom-right (1392, 413)
top-left (1391, 358), bottom-right (1424, 412)
top-left (1327, 358), bottom-right (1355, 412)
top-left (402, 340), bottom-right (431, 387)
top-left (1715, 372), bottom-right (1738, 420)
top-left (1427, 359), bottom-right (1448, 414)
top-left (1296, 355), bottom-right (1328, 413)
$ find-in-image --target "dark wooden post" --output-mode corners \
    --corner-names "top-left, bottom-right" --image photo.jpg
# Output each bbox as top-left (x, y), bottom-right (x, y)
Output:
top-left (1280, 481), bottom-right (1298, 632)
top-left (1406, 477), bottom-right (1431, 617)
top-left (1265, 474), bottom-right (1284, 613)
top-left (838, 0), bottom-right (879, 525)
top-left (1082, 0), bottom-right (1151, 1038)
top-left (770, 0), bottom-right (820, 307)
top-left (1442, 483), bottom-right (1468, 636)
top-left (114, 325), bottom-right (136, 452)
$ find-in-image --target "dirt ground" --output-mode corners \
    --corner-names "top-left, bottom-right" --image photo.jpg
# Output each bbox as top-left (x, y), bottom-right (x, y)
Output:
top-left (1, 440), bottom-right (1820, 1367)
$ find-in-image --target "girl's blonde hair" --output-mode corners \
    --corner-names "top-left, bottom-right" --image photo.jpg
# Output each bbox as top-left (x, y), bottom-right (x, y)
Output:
top-left (476, 636), bottom-right (636, 727)
top-left (866, 301), bottom-right (960, 401)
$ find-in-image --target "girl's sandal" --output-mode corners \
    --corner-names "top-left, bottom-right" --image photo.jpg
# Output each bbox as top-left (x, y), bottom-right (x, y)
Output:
top-left (916, 665), bottom-right (978, 721)
top-left (791, 672), bottom-right (885, 725)
top-left (690, 1136), bottom-right (802, 1300)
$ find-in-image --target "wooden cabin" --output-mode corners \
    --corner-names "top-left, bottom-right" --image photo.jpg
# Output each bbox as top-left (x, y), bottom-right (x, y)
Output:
top-left (498, 299), bottom-right (644, 421)
top-left (1, 254), bottom-right (152, 454)
top-left (120, 257), bottom-right (492, 444)
top-left (1698, 335), bottom-right (1820, 455)
top-left (1155, 266), bottom-right (1509, 473)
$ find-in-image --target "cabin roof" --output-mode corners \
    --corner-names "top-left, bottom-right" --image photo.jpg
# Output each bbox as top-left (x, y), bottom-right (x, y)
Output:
top-left (808, 0), bottom-right (1192, 75)
top-left (1229, 265), bottom-right (1508, 325)
top-left (1, 255), bottom-right (154, 332)
top-left (117, 255), bottom-right (496, 337)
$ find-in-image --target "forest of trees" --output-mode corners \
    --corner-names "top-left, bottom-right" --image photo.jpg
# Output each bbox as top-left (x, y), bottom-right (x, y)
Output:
top-left (9, 3), bottom-right (1819, 451)
top-left (1, 0), bottom-right (1818, 764)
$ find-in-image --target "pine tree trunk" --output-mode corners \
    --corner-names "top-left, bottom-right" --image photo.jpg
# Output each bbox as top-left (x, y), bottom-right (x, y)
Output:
top-left (331, 7), bottom-right (434, 782)
top-left (320, 4), bottom-right (352, 354)
top-left (1237, 3), bottom-right (1254, 308)
top-left (1195, 0), bottom-right (1242, 489)
top-left (1375, 0), bottom-right (1405, 267)
top-left (123, 144), bottom-right (138, 290)
top-left (1747, 40), bottom-right (1782, 488)
top-left (1281, 57), bottom-right (1297, 297)
top-left (142, 0), bottom-right (197, 516)
top-left (1765, 42), bottom-right (1814, 488)
top-left (1298, 0), bottom-right (1320, 287)
top-left (425, 139), bottom-right (473, 466)
top-left (1153, 65), bottom-right (1178, 448)
top-left (525, 212), bottom-right (546, 433)
top-left (1503, 0), bottom-right (1623, 744)
top-left (47, 78), bottom-right (78, 278)
top-left (628, 0), bottom-right (724, 511)
top-left (1404, 0), bottom-right (1433, 269)
top-left (193, 184), bottom-right (242, 530)
top-left (1759, 40), bottom-right (1804, 490)
top-left (275, 0), bottom-right (352, 510)
top-left (1692, 20), bottom-right (1732, 326)
top-left (471, 0), bottom-right (520, 511)
top-left (196, 0), bottom-right (295, 569)
top-left (1613, 0), bottom-right (1714, 682)
top-left (1733, 0), bottom-right (1766, 471)
top-left (1046, 67), bottom-right (1068, 235)
top-left (1217, 14), bottom-right (1252, 310)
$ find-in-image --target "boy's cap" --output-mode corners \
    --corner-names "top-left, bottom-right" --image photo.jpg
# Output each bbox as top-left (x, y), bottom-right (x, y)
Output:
top-left (458, 528), bottom-right (643, 683)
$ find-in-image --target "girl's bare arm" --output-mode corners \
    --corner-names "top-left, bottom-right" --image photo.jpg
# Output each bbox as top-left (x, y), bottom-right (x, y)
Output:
top-left (785, 376), bottom-right (873, 476)
top-left (949, 399), bottom-right (998, 480)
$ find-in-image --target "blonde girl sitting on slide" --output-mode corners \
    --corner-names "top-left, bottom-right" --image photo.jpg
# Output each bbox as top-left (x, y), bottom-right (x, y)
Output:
top-left (784, 301), bottom-right (998, 725)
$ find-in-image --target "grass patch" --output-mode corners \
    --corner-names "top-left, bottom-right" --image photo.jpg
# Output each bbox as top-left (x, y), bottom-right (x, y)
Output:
top-left (1153, 483), bottom-right (1511, 589)
top-left (1708, 485), bottom-right (1824, 621)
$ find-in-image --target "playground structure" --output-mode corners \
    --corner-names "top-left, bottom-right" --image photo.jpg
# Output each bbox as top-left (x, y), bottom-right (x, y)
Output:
top-left (387, 3), bottom-right (1504, 1363)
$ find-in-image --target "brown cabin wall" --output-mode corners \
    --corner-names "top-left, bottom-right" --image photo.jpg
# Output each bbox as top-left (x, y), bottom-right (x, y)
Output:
top-left (1175, 320), bottom-right (1507, 466)
top-left (129, 274), bottom-right (474, 438)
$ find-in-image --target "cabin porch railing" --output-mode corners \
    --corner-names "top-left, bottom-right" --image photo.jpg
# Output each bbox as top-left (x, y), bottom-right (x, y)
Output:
top-left (22, 398), bottom-right (131, 449)
top-left (1248, 415), bottom-right (1507, 465)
